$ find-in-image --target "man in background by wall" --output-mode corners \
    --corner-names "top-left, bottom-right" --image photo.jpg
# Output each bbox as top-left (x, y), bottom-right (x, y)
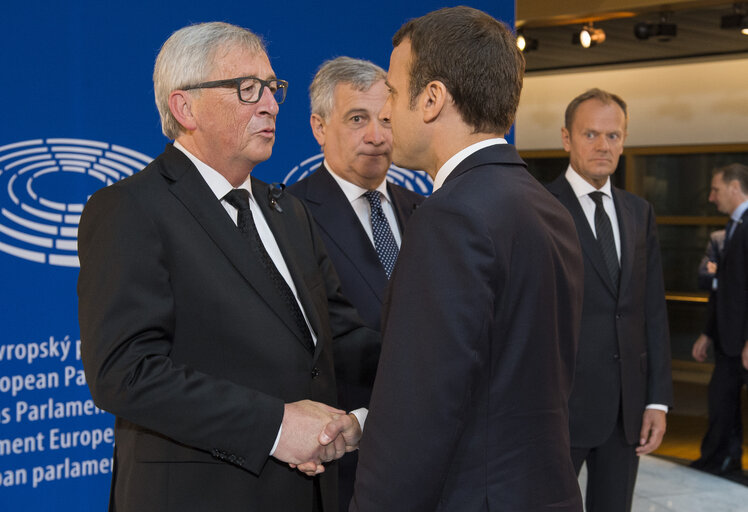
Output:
top-left (547, 88), bottom-right (673, 512)
top-left (691, 163), bottom-right (748, 476)
top-left (287, 56), bottom-right (423, 511)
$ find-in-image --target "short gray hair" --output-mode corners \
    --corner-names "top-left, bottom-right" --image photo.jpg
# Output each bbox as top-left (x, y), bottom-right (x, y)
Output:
top-left (309, 57), bottom-right (386, 119)
top-left (153, 22), bottom-right (266, 139)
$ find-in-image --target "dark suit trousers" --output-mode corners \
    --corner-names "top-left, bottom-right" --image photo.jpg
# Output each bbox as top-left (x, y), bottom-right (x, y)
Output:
top-left (571, 412), bottom-right (639, 512)
top-left (697, 346), bottom-right (748, 468)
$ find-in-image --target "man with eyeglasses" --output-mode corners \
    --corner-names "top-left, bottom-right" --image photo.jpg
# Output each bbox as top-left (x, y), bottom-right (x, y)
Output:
top-left (78, 22), bottom-right (378, 512)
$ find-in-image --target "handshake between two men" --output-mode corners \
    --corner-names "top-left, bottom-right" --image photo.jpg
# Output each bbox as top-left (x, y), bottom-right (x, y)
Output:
top-left (274, 400), bottom-right (362, 476)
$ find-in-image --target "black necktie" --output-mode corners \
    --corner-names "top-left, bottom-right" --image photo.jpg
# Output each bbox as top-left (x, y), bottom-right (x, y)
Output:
top-left (223, 189), bottom-right (314, 352)
top-left (589, 191), bottom-right (620, 289)
top-left (725, 219), bottom-right (736, 242)
top-left (363, 190), bottom-right (399, 279)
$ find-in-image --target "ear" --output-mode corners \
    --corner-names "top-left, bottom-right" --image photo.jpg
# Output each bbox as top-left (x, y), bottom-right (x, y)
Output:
top-left (561, 127), bottom-right (571, 152)
top-left (310, 113), bottom-right (326, 147)
top-left (169, 90), bottom-right (197, 132)
top-left (421, 80), bottom-right (448, 124)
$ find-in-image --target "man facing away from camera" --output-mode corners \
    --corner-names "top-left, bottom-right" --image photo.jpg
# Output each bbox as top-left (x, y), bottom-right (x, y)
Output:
top-left (351, 7), bottom-right (585, 511)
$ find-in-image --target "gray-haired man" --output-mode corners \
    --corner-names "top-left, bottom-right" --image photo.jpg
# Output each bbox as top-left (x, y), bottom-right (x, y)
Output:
top-left (288, 56), bottom-right (423, 511)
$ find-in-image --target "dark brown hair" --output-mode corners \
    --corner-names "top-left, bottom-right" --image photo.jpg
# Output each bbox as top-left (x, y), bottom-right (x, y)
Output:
top-left (715, 163), bottom-right (748, 195)
top-left (392, 6), bottom-right (524, 135)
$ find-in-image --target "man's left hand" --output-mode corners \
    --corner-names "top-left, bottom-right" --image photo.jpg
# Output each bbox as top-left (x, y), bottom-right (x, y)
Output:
top-left (292, 413), bottom-right (362, 476)
top-left (636, 408), bottom-right (667, 455)
top-left (742, 340), bottom-right (748, 370)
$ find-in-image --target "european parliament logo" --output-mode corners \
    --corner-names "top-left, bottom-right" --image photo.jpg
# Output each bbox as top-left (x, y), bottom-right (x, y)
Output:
top-left (283, 153), bottom-right (433, 195)
top-left (0, 139), bottom-right (152, 267)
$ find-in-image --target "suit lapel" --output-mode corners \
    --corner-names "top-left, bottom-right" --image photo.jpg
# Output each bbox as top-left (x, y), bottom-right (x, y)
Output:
top-left (161, 146), bottom-right (312, 353)
top-left (254, 178), bottom-right (323, 357)
top-left (305, 166), bottom-right (388, 302)
top-left (612, 188), bottom-right (635, 299)
top-left (549, 176), bottom-right (618, 296)
top-left (387, 182), bottom-right (420, 234)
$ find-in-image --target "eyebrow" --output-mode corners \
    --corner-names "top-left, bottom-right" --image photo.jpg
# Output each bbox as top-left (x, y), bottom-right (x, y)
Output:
top-left (343, 108), bottom-right (369, 117)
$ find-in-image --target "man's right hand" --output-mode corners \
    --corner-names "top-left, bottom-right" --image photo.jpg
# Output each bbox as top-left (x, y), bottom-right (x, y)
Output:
top-left (272, 400), bottom-right (346, 471)
top-left (692, 333), bottom-right (712, 362)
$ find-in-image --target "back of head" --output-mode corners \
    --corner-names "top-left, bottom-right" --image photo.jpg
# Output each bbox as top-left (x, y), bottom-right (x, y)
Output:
top-left (565, 88), bottom-right (628, 130)
top-left (392, 6), bottom-right (524, 135)
top-left (153, 22), bottom-right (266, 139)
top-left (715, 163), bottom-right (748, 196)
top-left (310, 57), bottom-right (387, 119)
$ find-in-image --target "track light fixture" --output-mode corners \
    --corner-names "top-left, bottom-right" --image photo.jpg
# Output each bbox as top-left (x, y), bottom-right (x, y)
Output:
top-left (634, 12), bottom-right (678, 41)
top-left (721, 3), bottom-right (748, 35)
top-left (516, 31), bottom-right (539, 52)
top-left (574, 24), bottom-right (606, 48)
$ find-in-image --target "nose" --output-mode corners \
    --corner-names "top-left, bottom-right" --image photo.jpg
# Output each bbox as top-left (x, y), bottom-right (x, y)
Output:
top-left (594, 135), bottom-right (610, 152)
top-left (256, 86), bottom-right (279, 115)
top-left (364, 119), bottom-right (386, 145)
top-left (378, 96), bottom-right (392, 125)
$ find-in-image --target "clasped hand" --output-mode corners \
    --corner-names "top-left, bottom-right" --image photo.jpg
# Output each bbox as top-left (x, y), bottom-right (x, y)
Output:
top-left (273, 400), bottom-right (361, 476)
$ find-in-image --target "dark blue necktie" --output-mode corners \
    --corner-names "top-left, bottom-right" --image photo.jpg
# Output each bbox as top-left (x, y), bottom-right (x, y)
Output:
top-left (363, 190), bottom-right (399, 279)
top-left (224, 189), bottom-right (314, 352)
top-left (589, 191), bottom-right (620, 289)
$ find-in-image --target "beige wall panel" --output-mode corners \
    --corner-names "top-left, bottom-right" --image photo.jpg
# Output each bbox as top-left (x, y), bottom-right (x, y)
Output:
top-left (515, 56), bottom-right (748, 150)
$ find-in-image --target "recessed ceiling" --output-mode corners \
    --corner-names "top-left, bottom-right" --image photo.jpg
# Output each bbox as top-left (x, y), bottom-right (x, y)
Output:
top-left (519, 3), bottom-right (748, 72)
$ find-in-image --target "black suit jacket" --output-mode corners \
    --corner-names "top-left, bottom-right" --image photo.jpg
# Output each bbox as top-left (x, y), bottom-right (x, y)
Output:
top-left (547, 175), bottom-right (673, 447)
top-left (77, 145), bottom-right (377, 512)
top-left (352, 145), bottom-right (585, 511)
top-left (287, 165), bottom-right (423, 404)
top-left (706, 210), bottom-right (748, 356)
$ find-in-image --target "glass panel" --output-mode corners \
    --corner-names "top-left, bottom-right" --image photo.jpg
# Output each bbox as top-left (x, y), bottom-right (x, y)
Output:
top-left (658, 224), bottom-right (724, 293)
top-left (631, 152), bottom-right (748, 216)
top-left (667, 300), bottom-right (709, 362)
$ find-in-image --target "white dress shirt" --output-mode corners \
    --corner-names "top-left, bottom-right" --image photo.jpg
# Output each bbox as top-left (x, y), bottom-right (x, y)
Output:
top-left (325, 160), bottom-right (402, 246)
top-left (564, 166), bottom-right (621, 262)
top-left (432, 137), bottom-right (507, 192)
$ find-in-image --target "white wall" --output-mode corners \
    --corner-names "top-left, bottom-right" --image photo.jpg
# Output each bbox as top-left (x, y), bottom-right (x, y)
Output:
top-left (515, 55), bottom-right (748, 150)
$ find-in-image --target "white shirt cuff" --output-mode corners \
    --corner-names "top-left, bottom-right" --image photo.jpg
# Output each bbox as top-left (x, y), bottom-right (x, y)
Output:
top-left (646, 404), bottom-right (668, 413)
top-left (350, 408), bottom-right (368, 431)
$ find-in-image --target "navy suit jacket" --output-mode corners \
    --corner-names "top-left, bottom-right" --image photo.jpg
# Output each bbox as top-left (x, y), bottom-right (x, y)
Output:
top-left (706, 209), bottom-right (748, 356)
top-left (352, 145), bottom-right (585, 512)
top-left (547, 174), bottom-right (673, 447)
top-left (78, 145), bottom-right (377, 512)
top-left (288, 164), bottom-right (423, 329)
top-left (288, 165), bottom-right (422, 409)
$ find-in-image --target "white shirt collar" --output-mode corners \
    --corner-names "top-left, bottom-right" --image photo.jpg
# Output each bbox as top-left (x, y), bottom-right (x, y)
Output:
top-left (565, 165), bottom-right (613, 199)
top-left (324, 159), bottom-right (390, 203)
top-left (432, 138), bottom-right (507, 192)
top-left (173, 140), bottom-right (253, 200)
top-left (732, 198), bottom-right (748, 222)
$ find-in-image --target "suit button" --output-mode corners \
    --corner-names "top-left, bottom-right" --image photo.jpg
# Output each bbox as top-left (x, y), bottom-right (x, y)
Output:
top-left (613, 354), bottom-right (620, 361)
top-left (311, 367), bottom-right (320, 378)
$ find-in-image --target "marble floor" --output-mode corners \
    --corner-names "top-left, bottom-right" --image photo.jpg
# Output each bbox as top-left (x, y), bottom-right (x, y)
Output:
top-left (579, 455), bottom-right (748, 512)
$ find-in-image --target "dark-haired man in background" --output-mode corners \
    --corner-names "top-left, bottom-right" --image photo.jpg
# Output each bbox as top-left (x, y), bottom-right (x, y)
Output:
top-left (547, 88), bottom-right (673, 512)
top-left (691, 163), bottom-right (748, 476)
top-left (288, 55), bottom-right (422, 511)
top-left (351, 7), bottom-right (584, 511)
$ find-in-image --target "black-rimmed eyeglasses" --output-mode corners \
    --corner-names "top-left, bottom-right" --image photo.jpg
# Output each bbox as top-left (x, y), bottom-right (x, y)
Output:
top-left (183, 76), bottom-right (288, 105)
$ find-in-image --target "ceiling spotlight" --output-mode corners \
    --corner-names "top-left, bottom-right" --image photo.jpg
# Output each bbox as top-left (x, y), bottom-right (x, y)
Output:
top-left (516, 31), bottom-right (539, 52)
top-left (721, 3), bottom-right (748, 35)
top-left (634, 12), bottom-right (677, 41)
top-left (577, 25), bottom-right (606, 48)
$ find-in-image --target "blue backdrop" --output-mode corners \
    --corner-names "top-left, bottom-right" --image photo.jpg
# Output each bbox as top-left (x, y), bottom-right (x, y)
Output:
top-left (0, 2), bottom-right (514, 509)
